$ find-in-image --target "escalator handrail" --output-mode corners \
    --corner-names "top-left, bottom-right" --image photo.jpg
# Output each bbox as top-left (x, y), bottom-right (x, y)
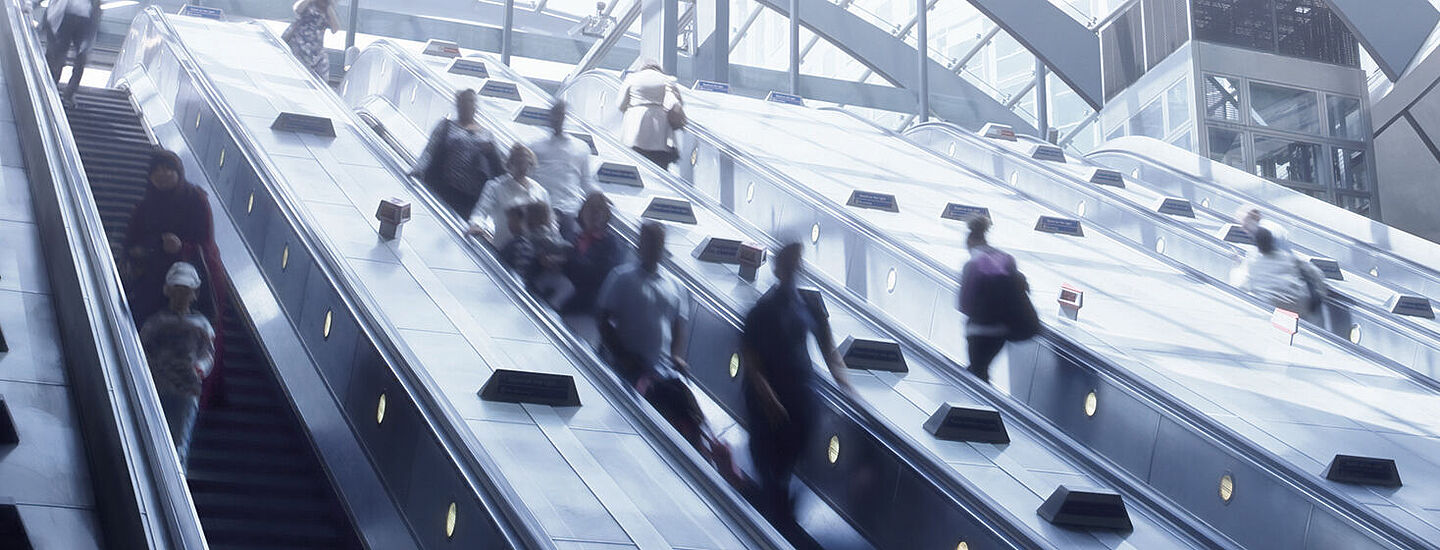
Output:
top-left (375, 50), bottom-right (1052, 549)
top-left (895, 120), bottom-right (1440, 394)
top-left (331, 42), bottom-right (787, 549)
top-left (122, 9), bottom-right (548, 548)
top-left (0, 1), bottom-right (207, 548)
top-left (1087, 138), bottom-right (1440, 279)
top-left (565, 71), bottom-right (1433, 550)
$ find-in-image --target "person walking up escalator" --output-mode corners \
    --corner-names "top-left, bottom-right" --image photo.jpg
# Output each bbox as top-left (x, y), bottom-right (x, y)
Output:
top-left (957, 216), bottom-right (1039, 383)
top-left (281, 0), bottom-right (341, 80)
top-left (42, 0), bottom-right (100, 105)
top-left (617, 60), bottom-right (684, 169)
top-left (413, 89), bottom-right (506, 216)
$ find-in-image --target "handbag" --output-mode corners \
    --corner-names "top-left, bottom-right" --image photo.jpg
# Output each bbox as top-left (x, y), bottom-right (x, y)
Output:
top-left (1294, 256), bottom-right (1327, 313)
top-left (665, 84), bottom-right (686, 129)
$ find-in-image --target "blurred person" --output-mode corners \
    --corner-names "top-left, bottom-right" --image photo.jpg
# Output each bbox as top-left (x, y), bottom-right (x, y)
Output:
top-left (957, 216), bottom-right (1039, 383)
top-left (562, 192), bottom-right (628, 313)
top-left (468, 144), bottom-right (550, 247)
top-left (595, 221), bottom-right (688, 384)
top-left (42, 0), bottom-right (100, 105)
top-left (281, 0), bottom-right (341, 79)
top-left (1236, 204), bottom-right (1290, 252)
top-left (741, 242), bottom-right (850, 545)
top-left (528, 100), bottom-right (595, 233)
top-left (499, 203), bottom-right (575, 308)
top-left (412, 89), bottom-right (505, 216)
top-left (1233, 227), bottom-right (1326, 316)
top-left (617, 60), bottom-right (684, 169)
top-left (139, 262), bottom-right (215, 472)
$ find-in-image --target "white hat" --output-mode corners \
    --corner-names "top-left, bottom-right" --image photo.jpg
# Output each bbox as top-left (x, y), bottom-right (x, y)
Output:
top-left (165, 262), bottom-right (201, 290)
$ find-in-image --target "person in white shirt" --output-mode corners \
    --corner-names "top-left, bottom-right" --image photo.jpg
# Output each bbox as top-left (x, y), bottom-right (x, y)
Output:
top-left (43, 0), bottom-right (100, 104)
top-left (528, 100), bottom-right (595, 231)
top-left (1233, 227), bottom-right (1324, 315)
top-left (138, 262), bottom-right (215, 471)
top-left (618, 61), bottom-right (683, 168)
top-left (469, 144), bottom-right (552, 247)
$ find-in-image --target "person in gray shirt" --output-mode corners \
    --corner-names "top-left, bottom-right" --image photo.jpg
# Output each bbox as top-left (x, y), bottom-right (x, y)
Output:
top-left (596, 221), bottom-right (689, 384)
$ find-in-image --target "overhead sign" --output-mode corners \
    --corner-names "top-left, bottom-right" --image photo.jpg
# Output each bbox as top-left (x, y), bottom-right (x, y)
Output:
top-left (941, 203), bottom-right (989, 222)
top-left (1030, 144), bottom-right (1067, 163)
top-left (693, 237), bottom-right (744, 264)
top-left (981, 123), bottom-right (1017, 141)
top-left (641, 197), bottom-right (698, 224)
top-left (568, 132), bottom-right (599, 155)
top-left (838, 336), bottom-right (907, 372)
top-left (447, 58), bottom-right (489, 79)
top-left (1035, 216), bottom-right (1084, 237)
top-left (923, 404), bottom-right (1009, 444)
top-left (1089, 168), bottom-right (1125, 188)
top-left (270, 112), bottom-right (335, 138)
top-left (1153, 197), bottom-right (1196, 218)
top-left (423, 39), bottom-right (462, 58)
top-left (595, 162), bottom-right (642, 187)
top-left (513, 105), bottom-right (549, 127)
top-left (1216, 224), bottom-right (1254, 246)
top-left (479, 369), bottom-right (581, 406)
top-left (846, 190), bottom-right (899, 213)
top-left (478, 79), bottom-right (522, 101)
top-left (1387, 294), bottom-right (1435, 319)
top-left (693, 80), bottom-right (731, 94)
top-left (177, 4), bottom-right (224, 19)
top-left (1307, 257), bottom-right (1343, 281)
top-left (766, 91), bottom-right (805, 106)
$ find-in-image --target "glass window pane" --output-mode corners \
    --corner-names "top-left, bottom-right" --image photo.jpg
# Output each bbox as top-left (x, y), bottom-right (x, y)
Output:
top-left (1327, 95), bottom-right (1364, 140)
top-left (1332, 147), bottom-right (1371, 191)
top-left (1170, 130), bottom-right (1193, 151)
top-left (1130, 100), bottom-right (1165, 139)
top-left (1207, 127), bottom-right (1246, 169)
top-left (1339, 194), bottom-right (1372, 216)
top-left (1106, 124), bottom-right (1126, 142)
top-left (1167, 80), bottom-right (1191, 131)
top-left (1253, 136), bottom-right (1321, 184)
top-left (1193, 0), bottom-right (1276, 51)
top-left (1275, 0), bottom-right (1361, 66)
top-left (1101, 6), bottom-right (1146, 100)
top-left (1249, 82), bottom-right (1321, 134)
top-left (1204, 74), bottom-right (1242, 122)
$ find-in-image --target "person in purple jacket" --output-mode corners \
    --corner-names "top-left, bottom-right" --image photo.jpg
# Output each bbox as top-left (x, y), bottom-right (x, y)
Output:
top-left (957, 215), bottom-right (1036, 382)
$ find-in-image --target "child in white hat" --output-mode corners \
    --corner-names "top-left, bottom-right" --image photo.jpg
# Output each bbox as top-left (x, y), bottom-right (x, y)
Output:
top-left (138, 261), bottom-right (215, 471)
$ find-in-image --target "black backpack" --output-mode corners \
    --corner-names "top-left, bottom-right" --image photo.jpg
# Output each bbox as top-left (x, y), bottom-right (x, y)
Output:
top-left (970, 264), bottom-right (1041, 342)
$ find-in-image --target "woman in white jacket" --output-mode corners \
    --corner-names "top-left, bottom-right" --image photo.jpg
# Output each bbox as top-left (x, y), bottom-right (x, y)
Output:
top-left (469, 144), bottom-right (553, 247)
top-left (618, 60), bottom-right (683, 168)
top-left (1232, 227), bottom-right (1323, 315)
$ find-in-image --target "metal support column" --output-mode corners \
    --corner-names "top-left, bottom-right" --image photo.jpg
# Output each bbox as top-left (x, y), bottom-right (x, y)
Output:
top-left (345, 0), bottom-right (359, 50)
top-left (695, 0), bottom-right (729, 82)
top-left (915, 0), bottom-right (928, 122)
top-left (1035, 59), bottom-right (1049, 141)
top-left (788, 0), bottom-right (800, 93)
top-left (640, 0), bottom-right (679, 73)
top-left (502, 0), bottom-right (516, 65)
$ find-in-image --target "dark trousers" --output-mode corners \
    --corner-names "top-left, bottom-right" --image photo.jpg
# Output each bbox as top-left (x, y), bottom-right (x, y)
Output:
top-left (745, 388), bottom-right (816, 544)
top-left (46, 14), bottom-right (93, 101)
top-left (967, 335), bottom-right (1006, 382)
top-left (632, 146), bottom-right (676, 169)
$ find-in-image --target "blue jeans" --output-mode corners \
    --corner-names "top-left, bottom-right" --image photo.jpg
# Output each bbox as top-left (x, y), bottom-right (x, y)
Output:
top-left (158, 393), bottom-right (199, 472)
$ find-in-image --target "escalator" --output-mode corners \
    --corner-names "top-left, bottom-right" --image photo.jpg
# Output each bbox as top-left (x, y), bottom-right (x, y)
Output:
top-left (561, 71), bottom-right (1440, 549)
top-left (903, 122), bottom-right (1440, 389)
top-left (65, 86), bottom-right (361, 549)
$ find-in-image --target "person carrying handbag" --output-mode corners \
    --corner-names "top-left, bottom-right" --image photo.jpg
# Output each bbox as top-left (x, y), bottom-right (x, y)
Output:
top-left (411, 89), bottom-right (506, 215)
top-left (618, 60), bottom-right (684, 168)
top-left (958, 216), bottom-right (1040, 383)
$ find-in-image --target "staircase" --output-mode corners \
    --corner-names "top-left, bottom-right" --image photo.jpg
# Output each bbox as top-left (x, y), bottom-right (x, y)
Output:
top-left (65, 86), bottom-right (362, 550)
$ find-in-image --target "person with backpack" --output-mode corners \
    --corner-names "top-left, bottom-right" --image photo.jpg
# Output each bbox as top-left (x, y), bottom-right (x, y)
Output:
top-left (412, 89), bottom-right (506, 216)
top-left (1232, 227), bottom-right (1326, 317)
top-left (617, 60), bottom-right (684, 169)
top-left (957, 216), bottom-right (1039, 383)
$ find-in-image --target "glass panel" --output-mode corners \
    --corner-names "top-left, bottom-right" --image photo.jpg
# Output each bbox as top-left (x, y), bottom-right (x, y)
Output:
top-left (1249, 82), bottom-right (1320, 134)
top-left (1327, 95), bottom-right (1364, 140)
top-left (1193, 0), bottom-right (1276, 51)
top-left (1275, 0), bottom-right (1361, 66)
top-left (1207, 126), bottom-right (1246, 169)
top-left (1170, 130), bottom-right (1193, 151)
top-left (1101, 6), bottom-right (1146, 100)
top-left (1167, 80), bottom-right (1191, 131)
top-left (1332, 147), bottom-right (1371, 191)
top-left (1107, 124), bottom-right (1127, 142)
top-left (1339, 194), bottom-right (1373, 216)
top-left (1253, 136), bottom-right (1321, 184)
top-left (1129, 100), bottom-right (1165, 139)
top-left (1143, 0), bottom-right (1190, 70)
top-left (1204, 74), bottom-right (1242, 122)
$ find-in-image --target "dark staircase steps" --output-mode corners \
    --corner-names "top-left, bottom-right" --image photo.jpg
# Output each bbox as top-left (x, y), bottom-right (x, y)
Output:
top-left (64, 86), bottom-right (361, 550)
